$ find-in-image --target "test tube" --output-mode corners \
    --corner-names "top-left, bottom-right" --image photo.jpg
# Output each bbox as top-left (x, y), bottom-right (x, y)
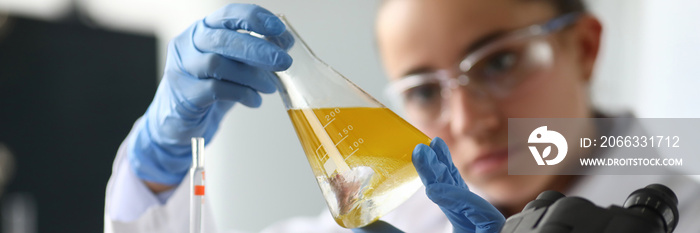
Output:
top-left (190, 137), bottom-right (205, 233)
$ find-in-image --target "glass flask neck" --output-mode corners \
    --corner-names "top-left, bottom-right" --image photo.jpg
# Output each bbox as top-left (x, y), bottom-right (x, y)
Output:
top-left (274, 15), bottom-right (382, 110)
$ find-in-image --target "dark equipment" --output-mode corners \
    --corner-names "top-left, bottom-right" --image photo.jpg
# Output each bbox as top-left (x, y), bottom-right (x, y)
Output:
top-left (501, 184), bottom-right (679, 233)
top-left (0, 16), bottom-right (156, 232)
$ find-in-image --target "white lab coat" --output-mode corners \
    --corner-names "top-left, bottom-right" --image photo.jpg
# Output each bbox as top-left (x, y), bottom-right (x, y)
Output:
top-left (105, 121), bottom-right (700, 233)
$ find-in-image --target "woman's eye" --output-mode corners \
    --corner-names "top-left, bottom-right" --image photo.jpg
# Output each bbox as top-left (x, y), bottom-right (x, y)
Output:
top-left (480, 51), bottom-right (518, 78)
top-left (404, 84), bottom-right (441, 105)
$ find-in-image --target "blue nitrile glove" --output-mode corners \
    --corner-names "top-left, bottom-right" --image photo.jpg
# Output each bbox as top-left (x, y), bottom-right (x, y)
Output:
top-left (128, 4), bottom-right (294, 185)
top-left (352, 137), bottom-right (505, 233)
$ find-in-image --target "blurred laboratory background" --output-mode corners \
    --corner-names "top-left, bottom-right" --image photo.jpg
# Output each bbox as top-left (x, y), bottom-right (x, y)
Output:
top-left (0, 0), bottom-right (698, 232)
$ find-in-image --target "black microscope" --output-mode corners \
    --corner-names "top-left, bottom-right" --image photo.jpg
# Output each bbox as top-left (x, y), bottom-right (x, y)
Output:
top-left (500, 184), bottom-right (679, 233)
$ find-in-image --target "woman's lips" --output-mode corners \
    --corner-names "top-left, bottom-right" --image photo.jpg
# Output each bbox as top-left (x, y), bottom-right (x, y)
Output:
top-left (469, 148), bottom-right (509, 175)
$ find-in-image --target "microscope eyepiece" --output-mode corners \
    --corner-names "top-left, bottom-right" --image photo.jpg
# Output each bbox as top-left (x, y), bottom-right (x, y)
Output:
top-left (623, 184), bottom-right (679, 233)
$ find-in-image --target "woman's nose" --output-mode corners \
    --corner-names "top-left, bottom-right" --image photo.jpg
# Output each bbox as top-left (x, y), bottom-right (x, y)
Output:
top-left (447, 88), bottom-right (501, 137)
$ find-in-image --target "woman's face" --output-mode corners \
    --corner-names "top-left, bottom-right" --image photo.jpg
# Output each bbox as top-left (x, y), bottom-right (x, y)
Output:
top-left (377, 0), bottom-right (600, 206)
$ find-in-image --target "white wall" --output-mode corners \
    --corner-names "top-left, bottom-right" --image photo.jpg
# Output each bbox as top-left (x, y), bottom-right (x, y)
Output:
top-left (635, 0), bottom-right (700, 118)
top-left (588, 0), bottom-right (700, 118)
top-left (587, 0), bottom-right (642, 115)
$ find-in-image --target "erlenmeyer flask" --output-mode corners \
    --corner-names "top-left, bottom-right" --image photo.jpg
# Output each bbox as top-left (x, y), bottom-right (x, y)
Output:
top-left (274, 16), bottom-right (431, 228)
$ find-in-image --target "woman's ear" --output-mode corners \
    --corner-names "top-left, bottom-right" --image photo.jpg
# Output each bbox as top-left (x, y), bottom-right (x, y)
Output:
top-left (573, 14), bottom-right (603, 82)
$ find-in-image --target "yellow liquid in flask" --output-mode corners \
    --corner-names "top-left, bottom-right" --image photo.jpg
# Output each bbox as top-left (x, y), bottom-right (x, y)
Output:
top-left (287, 107), bottom-right (431, 228)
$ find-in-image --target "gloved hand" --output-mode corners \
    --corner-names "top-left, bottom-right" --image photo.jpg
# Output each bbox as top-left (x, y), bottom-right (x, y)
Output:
top-left (352, 137), bottom-right (505, 233)
top-left (128, 4), bottom-right (294, 185)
